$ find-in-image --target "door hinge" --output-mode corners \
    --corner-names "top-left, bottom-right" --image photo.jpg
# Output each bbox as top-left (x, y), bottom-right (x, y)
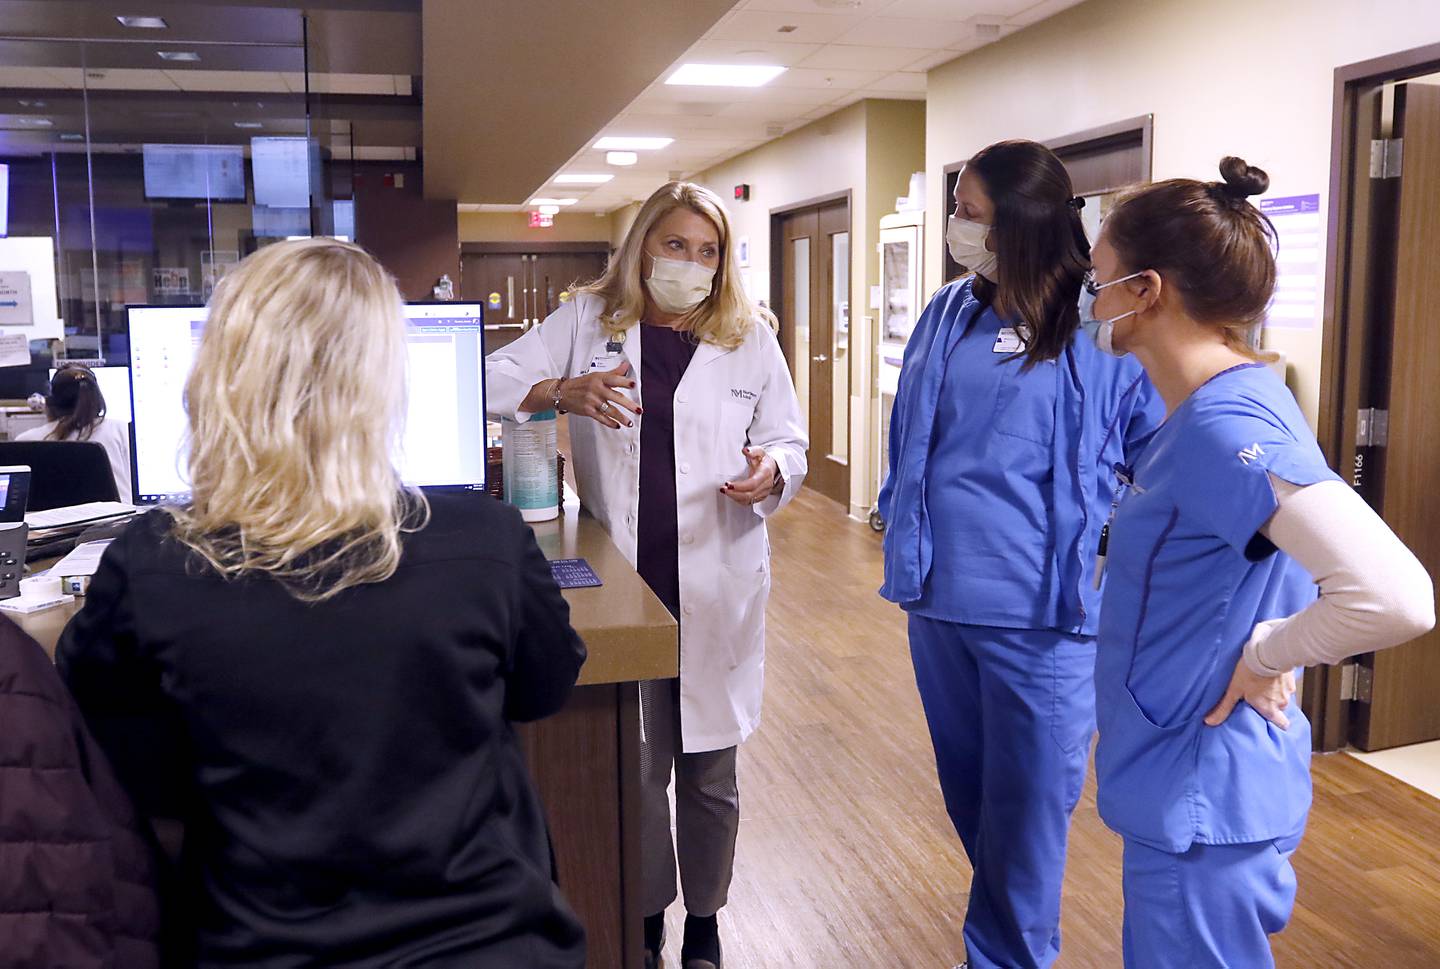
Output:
top-left (1339, 663), bottom-right (1374, 703)
top-left (1356, 407), bottom-right (1389, 447)
top-left (1370, 138), bottom-right (1403, 178)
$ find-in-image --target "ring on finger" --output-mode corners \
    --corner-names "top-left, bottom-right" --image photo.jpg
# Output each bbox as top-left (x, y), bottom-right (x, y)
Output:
top-left (599, 400), bottom-right (611, 415)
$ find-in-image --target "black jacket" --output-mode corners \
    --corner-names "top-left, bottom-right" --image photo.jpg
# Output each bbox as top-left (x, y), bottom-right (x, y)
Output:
top-left (56, 492), bottom-right (587, 968)
top-left (0, 615), bottom-right (163, 968)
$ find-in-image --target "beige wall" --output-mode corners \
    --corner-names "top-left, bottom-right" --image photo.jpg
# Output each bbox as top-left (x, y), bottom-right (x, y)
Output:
top-left (692, 99), bottom-right (925, 518)
top-left (925, 0), bottom-right (1440, 427)
top-left (458, 211), bottom-right (613, 244)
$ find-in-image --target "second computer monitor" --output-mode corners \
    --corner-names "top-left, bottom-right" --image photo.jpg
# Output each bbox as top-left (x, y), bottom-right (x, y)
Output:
top-left (127, 302), bottom-right (486, 504)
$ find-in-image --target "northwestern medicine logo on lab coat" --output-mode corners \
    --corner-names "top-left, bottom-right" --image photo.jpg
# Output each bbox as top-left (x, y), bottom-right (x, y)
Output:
top-left (731, 388), bottom-right (758, 402)
top-left (1238, 443), bottom-right (1266, 465)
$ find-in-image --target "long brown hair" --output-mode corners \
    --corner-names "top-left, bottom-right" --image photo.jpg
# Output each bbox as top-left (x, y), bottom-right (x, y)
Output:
top-left (967, 140), bottom-right (1089, 369)
top-left (1102, 157), bottom-right (1276, 357)
top-left (45, 365), bottom-right (107, 442)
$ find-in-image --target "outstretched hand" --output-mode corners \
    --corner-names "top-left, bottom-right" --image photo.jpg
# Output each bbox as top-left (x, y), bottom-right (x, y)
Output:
top-left (721, 446), bottom-right (780, 507)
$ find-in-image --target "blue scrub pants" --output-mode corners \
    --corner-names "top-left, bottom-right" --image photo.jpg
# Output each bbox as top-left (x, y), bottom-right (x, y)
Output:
top-left (1121, 836), bottom-right (1299, 968)
top-left (908, 616), bottom-right (1096, 969)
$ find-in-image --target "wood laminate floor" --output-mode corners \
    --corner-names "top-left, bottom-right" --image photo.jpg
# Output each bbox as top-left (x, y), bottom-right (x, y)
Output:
top-left (655, 489), bottom-right (1440, 968)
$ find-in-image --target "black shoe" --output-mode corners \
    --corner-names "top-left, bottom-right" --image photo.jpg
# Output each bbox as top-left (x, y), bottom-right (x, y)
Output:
top-left (681, 913), bottom-right (721, 969)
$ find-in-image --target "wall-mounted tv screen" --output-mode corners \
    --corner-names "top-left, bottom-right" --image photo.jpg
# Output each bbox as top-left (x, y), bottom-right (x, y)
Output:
top-left (142, 144), bottom-right (246, 201)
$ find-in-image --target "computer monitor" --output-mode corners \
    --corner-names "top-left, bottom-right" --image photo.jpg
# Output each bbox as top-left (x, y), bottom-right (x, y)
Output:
top-left (48, 367), bottom-right (132, 423)
top-left (0, 465), bottom-right (31, 522)
top-left (126, 301), bottom-right (487, 504)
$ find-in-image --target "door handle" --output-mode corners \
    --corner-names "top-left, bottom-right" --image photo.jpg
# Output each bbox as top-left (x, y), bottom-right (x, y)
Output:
top-left (813, 354), bottom-right (829, 362)
top-left (507, 276), bottom-right (515, 320)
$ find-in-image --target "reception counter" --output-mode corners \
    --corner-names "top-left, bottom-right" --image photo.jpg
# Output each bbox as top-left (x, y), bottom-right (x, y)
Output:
top-left (18, 504), bottom-right (678, 969)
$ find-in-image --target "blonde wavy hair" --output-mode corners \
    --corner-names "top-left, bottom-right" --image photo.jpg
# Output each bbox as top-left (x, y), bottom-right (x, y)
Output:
top-left (579, 181), bottom-right (774, 350)
top-left (168, 238), bottom-right (428, 601)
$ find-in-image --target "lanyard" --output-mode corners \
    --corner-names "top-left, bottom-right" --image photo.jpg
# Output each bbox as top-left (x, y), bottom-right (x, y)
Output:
top-left (1093, 463), bottom-right (1139, 591)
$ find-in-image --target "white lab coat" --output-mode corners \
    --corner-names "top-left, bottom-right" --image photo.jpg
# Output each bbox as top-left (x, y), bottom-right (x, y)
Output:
top-left (486, 294), bottom-right (808, 752)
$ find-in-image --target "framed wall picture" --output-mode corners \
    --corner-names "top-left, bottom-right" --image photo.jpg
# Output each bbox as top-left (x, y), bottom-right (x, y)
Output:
top-left (737, 236), bottom-right (751, 268)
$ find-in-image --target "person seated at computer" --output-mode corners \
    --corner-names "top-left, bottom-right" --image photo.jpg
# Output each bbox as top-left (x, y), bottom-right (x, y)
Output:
top-left (55, 238), bottom-right (589, 969)
top-left (18, 364), bottom-right (132, 503)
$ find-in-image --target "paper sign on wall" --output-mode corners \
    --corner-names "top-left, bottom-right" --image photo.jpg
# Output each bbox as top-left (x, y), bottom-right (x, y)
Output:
top-left (0, 271), bottom-right (33, 327)
top-left (1260, 194), bottom-right (1322, 330)
top-left (153, 267), bottom-right (190, 296)
top-left (0, 333), bottom-right (30, 367)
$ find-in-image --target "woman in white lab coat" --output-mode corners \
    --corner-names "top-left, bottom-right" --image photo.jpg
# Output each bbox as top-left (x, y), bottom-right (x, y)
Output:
top-left (486, 181), bottom-right (807, 969)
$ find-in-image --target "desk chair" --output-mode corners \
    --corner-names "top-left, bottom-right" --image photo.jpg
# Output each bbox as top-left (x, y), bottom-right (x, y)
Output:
top-left (0, 441), bottom-right (119, 512)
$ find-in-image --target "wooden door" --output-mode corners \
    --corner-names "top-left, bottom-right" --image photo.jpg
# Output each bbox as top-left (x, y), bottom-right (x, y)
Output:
top-left (1354, 81), bottom-right (1440, 750)
top-left (777, 200), bottom-right (850, 507)
top-left (461, 252), bottom-right (529, 354)
top-left (534, 252), bottom-right (607, 319)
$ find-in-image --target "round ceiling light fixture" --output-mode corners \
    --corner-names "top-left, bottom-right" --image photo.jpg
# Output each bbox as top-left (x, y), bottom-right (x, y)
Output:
top-left (606, 151), bottom-right (638, 167)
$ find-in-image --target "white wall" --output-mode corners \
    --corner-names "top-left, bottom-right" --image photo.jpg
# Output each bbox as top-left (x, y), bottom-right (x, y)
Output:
top-left (924, 0), bottom-right (1440, 426)
top-left (692, 99), bottom-right (925, 518)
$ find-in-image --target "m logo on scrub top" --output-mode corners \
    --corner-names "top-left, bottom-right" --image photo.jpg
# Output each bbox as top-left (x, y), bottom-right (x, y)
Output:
top-left (1238, 443), bottom-right (1266, 465)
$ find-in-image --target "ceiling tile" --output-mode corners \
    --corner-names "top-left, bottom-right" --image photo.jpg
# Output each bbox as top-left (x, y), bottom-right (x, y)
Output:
top-left (164, 70), bottom-right (290, 93)
top-left (770, 66), bottom-right (884, 89)
top-left (797, 44), bottom-right (925, 72)
top-left (682, 38), bottom-right (824, 67)
top-left (867, 70), bottom-right (927, 93)
top-left (833, 17), bottom-right (971, 48)
top-left (707, 10), bottom-right (867, 45)
top-left (1007, 0), bottom-right (1084, 25)
top-left (883, 0), bottom-right (1033, 19)
top-left (80, 69), bottom-right (180, 92)
top-left (903, 48), bottom-right (961, 72)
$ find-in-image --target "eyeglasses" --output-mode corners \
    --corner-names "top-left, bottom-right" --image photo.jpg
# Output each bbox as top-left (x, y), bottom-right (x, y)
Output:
top-left (1083, 269), bottom-right (1146, 296)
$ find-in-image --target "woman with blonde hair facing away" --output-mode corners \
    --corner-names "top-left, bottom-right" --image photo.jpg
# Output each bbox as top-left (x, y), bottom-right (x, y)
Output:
top-left (488, 181), bottom-right (807, 969)
top-left (57, 238), bottom-right (588, 968)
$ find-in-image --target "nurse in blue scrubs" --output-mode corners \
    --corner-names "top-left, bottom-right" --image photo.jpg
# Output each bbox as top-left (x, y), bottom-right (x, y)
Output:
top-left (878, 139), bottom-right (1162, 969)
top-left (1086, 157), bottom-right (1434, 968)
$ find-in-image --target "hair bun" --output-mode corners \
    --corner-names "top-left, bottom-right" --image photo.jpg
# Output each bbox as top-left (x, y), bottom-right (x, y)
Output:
top-left (1218, 156), bottom-right (1269, 198)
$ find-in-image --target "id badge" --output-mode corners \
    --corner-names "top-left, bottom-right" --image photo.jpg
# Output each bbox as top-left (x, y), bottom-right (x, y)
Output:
top-left (993, 326), bottom-right (1027, 354)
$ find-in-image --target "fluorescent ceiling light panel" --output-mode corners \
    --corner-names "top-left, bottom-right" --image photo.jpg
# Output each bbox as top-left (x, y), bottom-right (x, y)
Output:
top-left (665, 63), bottom-right (786, 87)
top-left (158, 50), bottom-right (200, 61)
top-left (553, 174), bottom-right (613, 185)
top-left (593, 136), bottom-right (673, 151)
top-left (530, 198), bottom-right (578, 206)
top-left (117, 15), bottom-right (168, 28)
top-left (538, 204), bottom-right (561, 215)
top-left (233, 121), bottom-right (264, 129)
top-left (606, 151), bottom-right (638, 167)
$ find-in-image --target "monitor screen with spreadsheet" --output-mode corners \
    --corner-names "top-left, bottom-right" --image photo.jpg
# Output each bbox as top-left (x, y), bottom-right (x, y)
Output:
top-left (126, 302), bottom-right (487, 504)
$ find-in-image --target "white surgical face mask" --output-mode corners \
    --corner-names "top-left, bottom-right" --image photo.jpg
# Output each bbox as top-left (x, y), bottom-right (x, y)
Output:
top-left (1078, 270), bottom-right (1145, 357)
top-left (646, 254), bottom-right (716, 314)
top-left (946, 215), bottom-right (999, 281)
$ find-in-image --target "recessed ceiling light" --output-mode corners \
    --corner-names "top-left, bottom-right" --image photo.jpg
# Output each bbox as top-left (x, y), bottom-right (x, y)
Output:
top-left (553, 174), bottom-right (613, 185)
top-left (157, 51), bottom-right (200, 62)
top-left (665, 63), bottom-right (786, 87)
top-left (538, 204), bottom-right (561, 216)
top-left (606, 151), bottom-right (638, 167)
top-left (17, 99), bottom-right (46, 108)
top-left (233, 121), bottom-right (264, 129)
top-left (17, 117), bottom-right (53, 127)
top-left (60, 133), bottom-right (84, 141)
top-left (593, 136), bottom-right (673, 151)
top-left (116, 15), bottom-right (169, 29)
top-left (530, 197), bottom-right (579, 207)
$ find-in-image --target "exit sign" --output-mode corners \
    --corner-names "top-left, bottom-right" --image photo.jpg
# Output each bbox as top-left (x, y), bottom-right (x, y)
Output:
top-left (529, 211), bottom-right (553, 228)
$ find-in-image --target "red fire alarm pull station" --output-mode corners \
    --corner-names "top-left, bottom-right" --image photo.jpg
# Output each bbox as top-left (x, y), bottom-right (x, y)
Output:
top-left (734, 184), bottom-right (750, 201)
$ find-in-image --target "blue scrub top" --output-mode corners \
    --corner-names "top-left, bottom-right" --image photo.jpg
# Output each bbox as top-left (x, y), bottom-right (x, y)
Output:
top-left (879, 277), bottom-right (1162, 635)
top-left (1095, 363), bottom-right (1341, 853)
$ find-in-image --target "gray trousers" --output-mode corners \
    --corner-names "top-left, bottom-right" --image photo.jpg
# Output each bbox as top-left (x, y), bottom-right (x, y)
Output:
top-left (639, 677), bottom-right (740, 918)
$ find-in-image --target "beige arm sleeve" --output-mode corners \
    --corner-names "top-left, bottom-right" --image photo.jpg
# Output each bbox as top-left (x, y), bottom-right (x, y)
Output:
top-left (1243, 476), bottom-right (1436, 676)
